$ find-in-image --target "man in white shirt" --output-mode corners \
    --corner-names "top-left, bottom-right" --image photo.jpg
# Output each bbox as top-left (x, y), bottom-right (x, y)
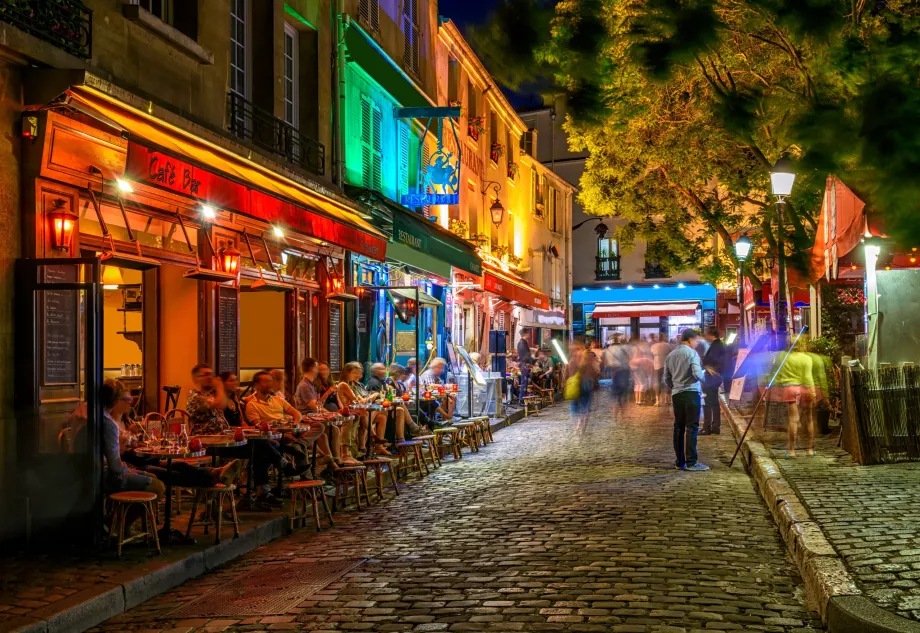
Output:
top-left (650, 334), bottom-right (673, 406)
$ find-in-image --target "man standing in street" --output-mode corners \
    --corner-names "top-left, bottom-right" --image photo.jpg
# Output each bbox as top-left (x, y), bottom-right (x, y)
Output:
top-left (517, 331), bottom-right (533, 404)
top-left (700, 327), bottom-right (728, 435)
top-left (663, 329), bottom-right (708, 471)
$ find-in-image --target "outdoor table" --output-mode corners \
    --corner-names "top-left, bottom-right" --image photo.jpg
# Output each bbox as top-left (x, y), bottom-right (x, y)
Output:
top-left (195, 434), bottom-right (247, 466)
top-left (134, 445), bottom-right (206, 545)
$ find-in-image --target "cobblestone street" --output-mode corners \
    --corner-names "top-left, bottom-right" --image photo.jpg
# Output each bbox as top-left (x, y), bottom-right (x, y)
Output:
top-left (93, 392), bottom-right (822, 633)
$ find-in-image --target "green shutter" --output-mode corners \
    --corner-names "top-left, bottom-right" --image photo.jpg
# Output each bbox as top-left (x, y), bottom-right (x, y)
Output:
top-left (361, 97), bottom-right (372, 189)
top-left (398, 124), bottom-right (410, 197)
top-left (372, 105), bottom-right (383, 191)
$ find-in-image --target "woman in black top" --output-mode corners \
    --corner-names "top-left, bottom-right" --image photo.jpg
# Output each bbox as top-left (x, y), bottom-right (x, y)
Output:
top-left (315, 363), bottom-right (339, 412)
top-left (219, 371), bottom-right (245, 426)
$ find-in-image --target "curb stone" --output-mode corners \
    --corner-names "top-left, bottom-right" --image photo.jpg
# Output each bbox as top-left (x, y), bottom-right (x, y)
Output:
top-left (721, 397), bottom-right (920, 633)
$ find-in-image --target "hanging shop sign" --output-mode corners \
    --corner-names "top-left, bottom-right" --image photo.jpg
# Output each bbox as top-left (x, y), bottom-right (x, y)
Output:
top-left (397, 108), bottom-right (461, 208)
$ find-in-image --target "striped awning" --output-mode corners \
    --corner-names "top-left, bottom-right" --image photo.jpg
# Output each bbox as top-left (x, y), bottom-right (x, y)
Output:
top-left (591, 301), bottom-right (700, 319)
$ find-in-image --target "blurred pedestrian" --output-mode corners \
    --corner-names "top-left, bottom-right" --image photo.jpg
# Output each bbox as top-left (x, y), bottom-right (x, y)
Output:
top-left (651, 334), bottom-right (673, 406)
top-left (700, 328), bottom-right (728, 435)
top-left (664, 329), bottom-right (708, 471)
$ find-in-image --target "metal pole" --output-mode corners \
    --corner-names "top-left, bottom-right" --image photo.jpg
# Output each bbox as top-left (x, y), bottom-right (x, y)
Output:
top-left (776, 200), bottom-right (788, 349)
top-left (738, 262), bottom-right (746, 348)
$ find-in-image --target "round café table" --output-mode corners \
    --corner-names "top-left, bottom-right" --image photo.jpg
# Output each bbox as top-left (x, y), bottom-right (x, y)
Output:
top-left (196, 434), bottom-right (248, 466)
top-left (134, 445), bottom-right (206, 545)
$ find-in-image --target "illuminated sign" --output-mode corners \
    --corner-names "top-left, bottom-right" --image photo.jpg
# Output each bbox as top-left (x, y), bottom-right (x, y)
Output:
top-left (401, 192), bottom-right (459, 206)
top-left (400, 117), bottom-right (460, 209)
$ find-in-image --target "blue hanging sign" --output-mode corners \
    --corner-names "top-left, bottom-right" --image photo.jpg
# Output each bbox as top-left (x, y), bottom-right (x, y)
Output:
top-left (402, 192), bottom-right (459, 206)
top-left (397, 114), bottom-right (461, 209)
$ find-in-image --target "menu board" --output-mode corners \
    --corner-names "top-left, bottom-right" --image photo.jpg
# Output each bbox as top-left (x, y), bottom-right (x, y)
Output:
top-left (328, 301), bottom-right (342, 372)
top-left (703, 308), bottom-right (716, 330)
top-left (217, 286), bottom-right (238, 375)
top-left (43, 265), bottom-right (79, 385)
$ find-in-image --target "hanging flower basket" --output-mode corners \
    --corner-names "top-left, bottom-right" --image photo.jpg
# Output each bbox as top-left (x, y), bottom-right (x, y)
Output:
top-left (492, 244), bottom-right (509, 260)
top-left (507, 254), bottom-right (523, 268)
top-left (490, 143), bottom-right (505, 164)
top-left (507, 162), bottom-right (519, 179)
top-left (468, 116), bottom-right (485, 142)
top-left (449, 218), bottom-right (469, 237)
top-left (469, 233), bottom-right (489, 247)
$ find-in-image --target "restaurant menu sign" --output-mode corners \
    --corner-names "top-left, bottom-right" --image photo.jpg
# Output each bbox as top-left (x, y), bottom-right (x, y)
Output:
top-left (217, 286), bottom-right (238, 375)
top-left (43, 265), bottom-right (78, 385)
top-left (328, 302), bottom-right (342, 372)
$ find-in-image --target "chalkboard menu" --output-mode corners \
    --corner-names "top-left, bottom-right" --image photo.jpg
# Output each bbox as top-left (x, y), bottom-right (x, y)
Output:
top-left (217, 286), bottom-right (238, 375)
top-left (328, 301), bottom-right (342, 372)
top-left (703, 308), bottom-right (716, 330)
top-left (43, 265), bottom-right (78, 384)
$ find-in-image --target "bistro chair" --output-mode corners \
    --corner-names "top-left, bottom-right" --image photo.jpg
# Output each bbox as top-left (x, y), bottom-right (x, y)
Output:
top-left (452, 421), bottom-right (479, 454)
top-left (413, 434), bottom-right (441, 469)
top-left (288, 480), bottom-right (334, 531)
top-left (184, 484), bottom-right (239, 544)
top-left (522, 395), bottom-right (541, 417)
top-left (141, 412), bottom-right (164, 440)
top-left (362, 457), bottom-right (400, 500)
top-left (433, 427), bottom-right (462, 461)
top-left (467, 416), bottom-right (491, 446)
top-left (108, 491), bottom-right (161, 559)
top-left (332, 464), bottom-right (371, 511)
top-left (395, 440), bottom-right (428, 479)
top-left (162, 385), bottom-right (181, 411)
top-left (164, 408), bottom-right (190, 435)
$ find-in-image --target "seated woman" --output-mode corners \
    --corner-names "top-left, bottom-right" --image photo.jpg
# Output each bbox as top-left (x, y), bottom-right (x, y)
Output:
top-left (336, 362), bottom-right (386, 461)
top-left (293, 358), bottom-right (341, 470)
top-left (104, 379), bottom-right (240, 527)
top-left (387, 363), bottom-right (427, 442)
top-left (315, 363), bottom-right (339, 412)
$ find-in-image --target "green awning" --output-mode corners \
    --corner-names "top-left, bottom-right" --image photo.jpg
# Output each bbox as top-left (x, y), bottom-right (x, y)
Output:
top-left (391, 211), bottom-right (482, 276)
top-left (386, 241), bottom-right (452, 279)
top-left (344, 22), bottom-right (430, 108)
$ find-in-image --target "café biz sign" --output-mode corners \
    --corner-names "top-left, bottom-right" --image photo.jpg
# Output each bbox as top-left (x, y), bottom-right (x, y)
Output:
top-left (400, 115), bottom-right (460, 208)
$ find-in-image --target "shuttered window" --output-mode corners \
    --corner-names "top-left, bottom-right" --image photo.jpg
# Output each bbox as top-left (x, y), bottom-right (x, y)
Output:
top-left (361, 96), bottom-right (382, 192)
top-left (402, 0), bottom-right (420, 77)
top-left (359, 0), bottom-right (380, 32)
top-left (420, 140), bottom-right (431, 214)
top-left (398, 124), bottom-right (410, 198)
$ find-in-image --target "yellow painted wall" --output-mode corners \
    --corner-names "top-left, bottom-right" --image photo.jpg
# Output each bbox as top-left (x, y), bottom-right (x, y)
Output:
top-left (102, 269), bottom-right (143, 371)
top-left (159, 265), bottom-right (199, 411)
top-left (240, 291), bottom-right (285, 374)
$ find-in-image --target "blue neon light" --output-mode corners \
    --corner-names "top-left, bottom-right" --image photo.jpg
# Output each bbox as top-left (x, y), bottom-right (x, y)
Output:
top-left (401, 193), bottom-right (459, 206)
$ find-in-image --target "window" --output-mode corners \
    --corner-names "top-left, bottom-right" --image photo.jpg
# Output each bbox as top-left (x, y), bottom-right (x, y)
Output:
top-left (598, 238), bottom-right (618, 258)
top-left (361, 96), bottom-right (382, 191)
top-left (468, 182), bottom-right (479, 235)
top-left (548, 187), bottom-right (558, 232)
top-left (506, 131), bottom-right (514, 167)
top-left (448, 57), bottom-right (459, 103)
top-left (402, 0), bottom-right (420, 77)
top-left (467, 79), bottom-right (478, 118)
top-left (489, 111), bottom-right (498, 147)
top-left (230, 0), bottom-right (247, 98)
top-left (359, 0), bottom-right (380, 33)
top-left (398, 123), bottom-right (410, 198)
top-left (283, 24), bottom-right (299, 128)
top-left (138, 0), bottom-right (171, 23)
top-left (532, 168), bottom-right (544, 217)
top-left (596, 238), bottom-right (619, 281)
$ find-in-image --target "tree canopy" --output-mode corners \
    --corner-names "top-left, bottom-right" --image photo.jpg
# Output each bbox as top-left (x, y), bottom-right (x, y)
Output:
top-left (472, 0), bottom-right (920, 284)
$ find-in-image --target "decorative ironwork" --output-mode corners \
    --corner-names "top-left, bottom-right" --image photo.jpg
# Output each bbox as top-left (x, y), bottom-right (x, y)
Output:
top-left (227, 92), bottom-right (325, 176)
top-left (644, 262), bottom-right (669, 279)
top-left (0, 0), bottom-right (92, 58)
top-left (595, 255), bottom-right (621, 281)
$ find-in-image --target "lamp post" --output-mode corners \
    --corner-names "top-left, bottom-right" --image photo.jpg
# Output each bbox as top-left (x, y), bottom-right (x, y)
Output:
top-left (483, 181), bottom-right (505, 227)
top-left (734, 234), bottom-right (752, 347)
top-left (572, 216), bottom-right (609, 238)
top-left (770, 156), bottom-right (796, 349)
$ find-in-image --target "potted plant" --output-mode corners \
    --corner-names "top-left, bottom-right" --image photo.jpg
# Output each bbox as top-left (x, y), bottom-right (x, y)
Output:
top-left (448, 218), bottom-right (469, 237)
top-left (507, 161), bottom-right (519, 179)
top-left (508, 253), bottom-right (523, 268)
top-left (490, 143), bottom-right (505, 164)
top-left (493, 244), bottom-right (509, 259)
top-left (468, 116), bottom-right (485, 142)
top-left (449, 100), bottom-right (465, 117)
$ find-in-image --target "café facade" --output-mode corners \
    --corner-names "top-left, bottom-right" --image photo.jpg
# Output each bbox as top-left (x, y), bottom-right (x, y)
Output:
top-left (12, 74), bottom-right (388, 541)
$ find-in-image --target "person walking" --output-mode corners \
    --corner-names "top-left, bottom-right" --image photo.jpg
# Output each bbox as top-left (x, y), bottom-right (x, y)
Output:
top-left (663, 329), bottom-right (708, 471)
top-left (700, 328), bottom-right (728, 435)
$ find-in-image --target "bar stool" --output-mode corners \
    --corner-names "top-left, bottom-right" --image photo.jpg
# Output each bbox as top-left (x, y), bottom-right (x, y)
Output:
top-left (453, 421), bottom-right (479, 454)
top-left (184, 484), bottom-right (240, 544)
top-left (433, 427), bottom-right (461, 460)
top-left (333, 465), bottom-right (370, 510)
top-left (523, 395), bottom-right (541, 416)
top-left (470, 416), bottom-right (492, 445)
top-left (362, 457), bottom-right (400, 500)
top-left (288, 480), bottom-right (334, 531)
top-left (108, 491), bottom-right (161, 559)
top-left (395, 440), bottom-right (428, 479)
top-left (412, 434), bottom-right (440, 469)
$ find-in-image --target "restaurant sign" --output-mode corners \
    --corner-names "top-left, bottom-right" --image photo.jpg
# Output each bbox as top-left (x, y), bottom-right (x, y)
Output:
top-left (400, 116), bottom-right (460, 208)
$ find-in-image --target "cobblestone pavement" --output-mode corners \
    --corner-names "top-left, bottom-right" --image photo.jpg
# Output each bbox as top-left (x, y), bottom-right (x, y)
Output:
top-left (754, 421), bottom-right (920, 621)
top-left (93, 392), bottom-right (822, 633)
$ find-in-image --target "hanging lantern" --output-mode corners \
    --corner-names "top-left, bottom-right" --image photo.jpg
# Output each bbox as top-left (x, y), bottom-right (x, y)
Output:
top-left (219, 244), bottom-right (242, 276)
top-left (48, 201), bottom-right (77, 252)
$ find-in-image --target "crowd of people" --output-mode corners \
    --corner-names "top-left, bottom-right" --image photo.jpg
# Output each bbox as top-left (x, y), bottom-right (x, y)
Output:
top-left (101, 355), bottom-right (466, 526)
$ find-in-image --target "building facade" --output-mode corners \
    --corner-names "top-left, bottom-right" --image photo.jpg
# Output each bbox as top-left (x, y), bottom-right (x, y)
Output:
top-left (519, 98), bottom-right (715, 344)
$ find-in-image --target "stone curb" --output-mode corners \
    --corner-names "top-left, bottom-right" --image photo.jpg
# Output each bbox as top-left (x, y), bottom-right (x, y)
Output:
top-left (721, 398), bottom-right (920, 633)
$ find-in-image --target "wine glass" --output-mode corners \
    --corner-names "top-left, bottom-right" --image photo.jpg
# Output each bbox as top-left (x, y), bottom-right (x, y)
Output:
top-left (165, 432), bottom-right (177, 452)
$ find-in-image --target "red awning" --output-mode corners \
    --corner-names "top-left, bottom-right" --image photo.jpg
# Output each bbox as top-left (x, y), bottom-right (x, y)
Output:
top-left (591, 301), bottom-right (700, 319)
top-left (482, 264), bottom-right (549, 310)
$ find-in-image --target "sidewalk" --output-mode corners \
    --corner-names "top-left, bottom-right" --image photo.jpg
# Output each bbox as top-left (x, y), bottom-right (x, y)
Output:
top-left (725, 400), bottom-right (920, 632)
top-left (0, 412), bottom-right (528, 633)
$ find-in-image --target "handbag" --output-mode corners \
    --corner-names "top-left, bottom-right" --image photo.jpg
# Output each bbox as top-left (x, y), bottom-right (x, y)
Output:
top-left (564, 372), bottom-right (581, 400)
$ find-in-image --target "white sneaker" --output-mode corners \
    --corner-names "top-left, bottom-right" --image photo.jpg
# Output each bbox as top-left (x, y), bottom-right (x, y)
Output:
top-left (686, 463), bottom-right (710, 471)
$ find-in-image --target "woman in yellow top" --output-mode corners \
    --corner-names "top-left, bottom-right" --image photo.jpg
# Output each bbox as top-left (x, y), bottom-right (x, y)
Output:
top-left (764, 339), bottom-right (825, 458)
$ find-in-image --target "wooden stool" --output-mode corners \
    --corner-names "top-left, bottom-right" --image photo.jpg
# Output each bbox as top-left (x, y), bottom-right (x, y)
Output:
top-left (395, 440), bottom-right (428, 479)
top-left (362, 458), bottom-right (400, 500)
top-left (469, 417), bottom-right (492, 444)
top-left (184, 484), bottom-right (239, 544)
top-left (523, 396), bottom-right (541, 416)
top-left (413, 434), bottom-right (440, 469)
top-left (333, 465), bottom-right (370, 511)
top-left (433, 427), bottom-right (461, 460)
top-left (108, 491), bottom-right (161, 558)
top-left (533, 386), bottom-right (555, 406)
top-left (288, 480), bottom-right (334, 531)
top-left (453, 422), bottom-right (479, 453)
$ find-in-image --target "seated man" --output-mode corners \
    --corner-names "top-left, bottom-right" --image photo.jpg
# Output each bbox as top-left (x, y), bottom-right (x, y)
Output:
top-left (187, 364), bottom-right (288, 509)
top-left (246, 370), bottom-right (322, 477)
top-left (295, 358), bottom-right (341, 467)
top-left (419, 357), bottom-right (456, 420)
top-left (534, 350), bottom-right (556, 390)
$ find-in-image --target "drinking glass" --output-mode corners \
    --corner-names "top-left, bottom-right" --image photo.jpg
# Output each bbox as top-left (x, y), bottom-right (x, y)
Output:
top-left (165, 432), bottom-right (177, 452)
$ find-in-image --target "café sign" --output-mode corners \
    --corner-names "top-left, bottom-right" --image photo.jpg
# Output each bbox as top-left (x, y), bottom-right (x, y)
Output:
top-left (397, 110), bottom-right (460, 208)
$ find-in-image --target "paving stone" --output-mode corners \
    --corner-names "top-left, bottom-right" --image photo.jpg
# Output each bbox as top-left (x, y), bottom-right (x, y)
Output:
top-left (79, 395), bottom-right (819, 632)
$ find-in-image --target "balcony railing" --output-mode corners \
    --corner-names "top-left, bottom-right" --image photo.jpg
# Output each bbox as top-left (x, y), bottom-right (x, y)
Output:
top-left (644, 262), bottom-right (669, 279)
top-left (0, 0), bottom-right (92, 58)
top-left (595, 255), bottom-right (621, 281)
top-left (227, 91), bottom-right (325, 177)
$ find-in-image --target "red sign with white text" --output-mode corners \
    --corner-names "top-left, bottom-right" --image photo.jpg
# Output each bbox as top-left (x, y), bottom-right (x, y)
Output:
top-left (124, 143), bottom-right (386, 260)
top-left (483, 270), bottom-right (548, 310)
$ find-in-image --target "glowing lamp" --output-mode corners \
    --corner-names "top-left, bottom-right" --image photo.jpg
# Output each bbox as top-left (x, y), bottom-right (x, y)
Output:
top-left (115, 179), bottom-right (134, 194)
top-left (218, 244), bottom-right (241, 276)
top-left (489, 198), bottom-right (505, 226)
top-left (49, 203), bottom-right (78, 252)
top-left (734, 234), bottom-right (752, 261)
top-left (770, 156), bottom-right (796, 198)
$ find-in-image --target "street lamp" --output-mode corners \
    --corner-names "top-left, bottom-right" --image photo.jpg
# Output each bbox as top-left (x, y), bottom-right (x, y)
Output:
top-left (770, 156), bottom-right (796, 348)
top-left (572, 216), bottom-right (609, 238)
top-left (734, 234), bottom-right (752, 347)
top-left (483, 181), bottom-right (504, 226)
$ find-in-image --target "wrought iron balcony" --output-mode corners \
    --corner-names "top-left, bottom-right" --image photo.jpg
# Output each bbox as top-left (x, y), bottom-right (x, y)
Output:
top-left (644, 262), bottom-right (669, 279)
top-left (595, 255), bottom-right (621, 281)
top-left (0, 0), bottom-right (92, 58)
top-left (227, 92), bottom-right (325, 177)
